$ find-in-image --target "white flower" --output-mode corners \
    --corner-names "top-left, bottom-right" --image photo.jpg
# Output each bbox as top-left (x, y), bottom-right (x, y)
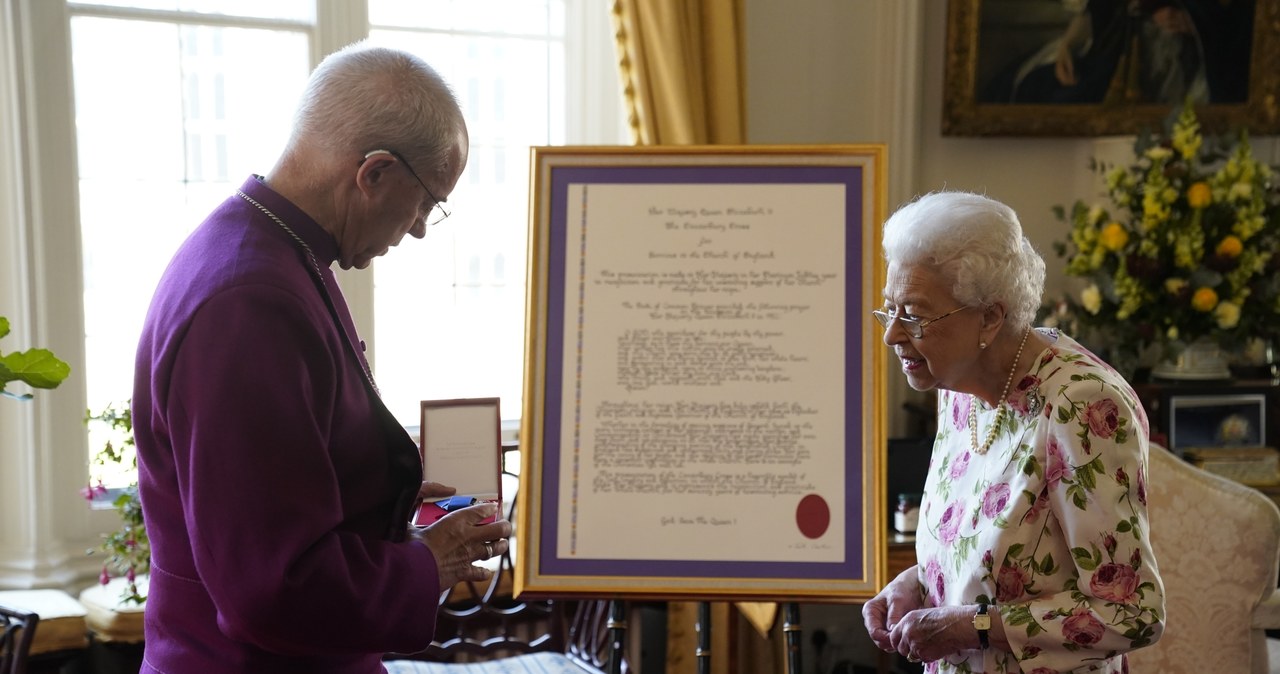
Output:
top-left (1229, 181), bottom-right (1253, 202)
top-left (1081, 284), bottom-right (1102, 314)
top-left (1215, 301), bottom-right (1241, 329)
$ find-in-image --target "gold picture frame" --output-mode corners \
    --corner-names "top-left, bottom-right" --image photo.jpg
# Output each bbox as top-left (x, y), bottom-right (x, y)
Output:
top-left (515, 144), bottom-right (889, 601)
top-left (942, 0), bottom-right (1280, 136)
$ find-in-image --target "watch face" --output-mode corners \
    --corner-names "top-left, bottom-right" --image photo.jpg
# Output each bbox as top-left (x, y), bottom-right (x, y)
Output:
top-left (974, 614), bottom-right (992, 630)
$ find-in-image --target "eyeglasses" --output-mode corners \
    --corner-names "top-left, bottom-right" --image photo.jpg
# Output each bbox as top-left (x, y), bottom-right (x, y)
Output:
top-left (871, 305), bottom-right (970, 339)
top-left (363, 149), bottom-right (451, 226)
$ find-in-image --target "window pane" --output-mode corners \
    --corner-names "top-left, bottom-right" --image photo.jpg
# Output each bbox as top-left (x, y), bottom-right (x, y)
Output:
top-left (72, 0), bottom-right (313, 22)
top-left (368, 33), bottom-right (556, 425)
top-left (71, 16), bottom-right (309, 484)
top-left (370, 0), bottom-right (564, 36)
top-left (368, 6), bottom-right (566, 425)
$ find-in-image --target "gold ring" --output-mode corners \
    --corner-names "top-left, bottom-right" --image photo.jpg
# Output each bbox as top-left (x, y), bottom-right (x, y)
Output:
top-left (907, 654), bottom-right (920, 663)
top-left (483, 542), bottom-right (494, 558)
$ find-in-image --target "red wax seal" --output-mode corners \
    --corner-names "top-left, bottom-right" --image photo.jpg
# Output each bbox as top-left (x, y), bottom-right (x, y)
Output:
top-left (796, 494), bottom-right (830, 539)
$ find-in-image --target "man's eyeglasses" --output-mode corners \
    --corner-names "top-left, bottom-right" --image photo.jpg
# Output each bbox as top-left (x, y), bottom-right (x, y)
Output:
top-left (363, 149), bottom-right (451, 226)
top-left (871, 305), bottom-right (970, 339)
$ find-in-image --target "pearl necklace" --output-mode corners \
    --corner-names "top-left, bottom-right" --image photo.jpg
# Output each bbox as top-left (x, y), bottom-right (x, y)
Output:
top-left (969, 327), bottom-right (1031, 455)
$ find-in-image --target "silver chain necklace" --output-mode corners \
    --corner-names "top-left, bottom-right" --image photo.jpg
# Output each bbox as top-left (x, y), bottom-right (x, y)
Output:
top-left (236, 190), bottom-right (380, 396)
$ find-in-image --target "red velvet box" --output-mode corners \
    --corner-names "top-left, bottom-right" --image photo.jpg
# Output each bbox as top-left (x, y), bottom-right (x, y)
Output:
top-left (412, 397), bottom-right (503, 527)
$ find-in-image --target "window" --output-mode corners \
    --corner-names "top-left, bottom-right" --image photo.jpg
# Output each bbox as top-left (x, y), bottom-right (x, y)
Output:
top-left (65, 0), bottom-right (623, 486)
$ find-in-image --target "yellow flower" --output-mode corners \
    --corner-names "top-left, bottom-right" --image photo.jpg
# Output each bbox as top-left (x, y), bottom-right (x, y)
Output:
top-left (1172, 104), bottom-right (1203, 159)
top-left (1229, 181), bottom-right (1253, 202)
top-left (1141, 190), bottom-right (1170, 229)
top-left (1051, 102), bottom-right (1280, 366)
top-left (1191, 287), bottom-right (1219, 312)
top-left (1099, 222), bottom-right (1129, 251)
top-left (1215, 301), bottom-right (1241, 329)
top-left (1216, 235), bottom-right (1243, 258)
top-left (1080, 284), bottom-right (1102, 314)
top-left (1187, 181), bottom-right (1212, 208)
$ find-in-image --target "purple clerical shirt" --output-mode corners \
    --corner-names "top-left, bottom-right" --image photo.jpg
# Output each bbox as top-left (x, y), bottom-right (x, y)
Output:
top-left (133, 176), bottom-right (438, 673)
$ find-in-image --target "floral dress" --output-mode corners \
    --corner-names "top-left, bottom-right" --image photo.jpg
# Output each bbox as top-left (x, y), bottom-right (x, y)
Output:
top-left (916, 329), bottom-right (1165, 673)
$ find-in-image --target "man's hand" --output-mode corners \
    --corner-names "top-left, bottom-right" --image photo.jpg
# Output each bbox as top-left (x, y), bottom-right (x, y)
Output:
top-left (409, 501), bottom-right (512, 589)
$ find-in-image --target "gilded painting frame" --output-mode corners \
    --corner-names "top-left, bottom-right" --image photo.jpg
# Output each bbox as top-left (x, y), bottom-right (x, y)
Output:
top-left (943, 0), bottom-right (1280, 137)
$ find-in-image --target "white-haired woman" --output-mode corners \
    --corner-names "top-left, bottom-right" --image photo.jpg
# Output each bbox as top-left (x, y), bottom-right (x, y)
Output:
top-left (861, 192), bottom-right (1165, 673)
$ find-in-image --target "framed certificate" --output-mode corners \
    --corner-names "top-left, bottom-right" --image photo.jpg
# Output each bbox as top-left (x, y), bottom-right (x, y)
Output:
top-left (414, 397), bottom-right (502, 526)
top-left (516, 145), bottom-right (888, 601)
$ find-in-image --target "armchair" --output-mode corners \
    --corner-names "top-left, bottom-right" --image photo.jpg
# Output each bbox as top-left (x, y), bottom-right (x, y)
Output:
top-left (1126, 442), bottom-right (1280, 673)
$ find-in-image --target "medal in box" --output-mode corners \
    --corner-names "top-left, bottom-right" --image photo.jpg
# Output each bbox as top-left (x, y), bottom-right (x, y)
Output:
top-left (413, 397), bottom-right (502, 526)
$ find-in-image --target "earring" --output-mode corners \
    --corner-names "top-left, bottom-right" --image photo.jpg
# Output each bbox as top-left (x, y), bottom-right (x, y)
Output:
top-left (979, 341), bottom-right (987, 349)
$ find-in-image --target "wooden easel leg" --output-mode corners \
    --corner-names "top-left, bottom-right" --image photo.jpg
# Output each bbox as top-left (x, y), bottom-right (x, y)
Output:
top-left (696, 601), bottom-right (712, 674)
top-left (607, 600), bottom-right (627, 674)
top-left (782, 602), bottom-right (802, 674)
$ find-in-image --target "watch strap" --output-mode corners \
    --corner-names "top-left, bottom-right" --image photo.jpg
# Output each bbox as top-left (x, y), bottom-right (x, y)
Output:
top-left (973, 603), bottom-right (991, 649)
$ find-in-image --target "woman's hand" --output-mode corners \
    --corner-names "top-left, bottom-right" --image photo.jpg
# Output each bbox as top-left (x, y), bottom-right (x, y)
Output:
top-left (862, 566), bottom-right (924, 654)
top-left (888, 605), bottom-right (983, 664)
top-left (408, 501), bottom-right (512, 589)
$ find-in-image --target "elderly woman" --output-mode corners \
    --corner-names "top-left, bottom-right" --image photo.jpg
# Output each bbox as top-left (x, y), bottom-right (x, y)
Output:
top-left (862, 192), bottom-right (1164, 673)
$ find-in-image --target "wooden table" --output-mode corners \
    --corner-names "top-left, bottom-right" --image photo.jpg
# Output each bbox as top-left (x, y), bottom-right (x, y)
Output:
top-left (887, 533), bottom-right (916, 578)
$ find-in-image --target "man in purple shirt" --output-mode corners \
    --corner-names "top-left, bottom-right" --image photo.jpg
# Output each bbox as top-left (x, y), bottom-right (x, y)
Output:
top-left (132, 43), bottom-right (510, 673)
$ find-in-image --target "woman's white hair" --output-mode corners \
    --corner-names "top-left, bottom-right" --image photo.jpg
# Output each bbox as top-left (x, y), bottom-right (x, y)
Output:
top-left (286, 42), bottom-right (465, 180)
top-left (881, 191), bottom-right (1046, 330)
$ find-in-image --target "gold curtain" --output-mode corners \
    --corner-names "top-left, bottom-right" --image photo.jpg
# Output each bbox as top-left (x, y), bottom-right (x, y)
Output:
top-left (611, 0), bottom-right (746, 145)
top-left (610, 3), bottom-right (769, 671)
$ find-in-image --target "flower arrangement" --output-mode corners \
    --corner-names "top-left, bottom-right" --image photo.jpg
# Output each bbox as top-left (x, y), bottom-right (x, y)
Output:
top-left (1049, 103), bottom-right (1280, 373)
top-left (82, 401), bottom-right (149, 605)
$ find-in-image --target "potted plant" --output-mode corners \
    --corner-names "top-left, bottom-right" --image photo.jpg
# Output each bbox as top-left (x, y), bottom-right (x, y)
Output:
top-left (83, 401), bottom-right (148, 605)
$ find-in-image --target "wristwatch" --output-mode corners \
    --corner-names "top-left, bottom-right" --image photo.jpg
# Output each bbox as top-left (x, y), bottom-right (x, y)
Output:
top-left (973, 603), bottom-right (991, 649)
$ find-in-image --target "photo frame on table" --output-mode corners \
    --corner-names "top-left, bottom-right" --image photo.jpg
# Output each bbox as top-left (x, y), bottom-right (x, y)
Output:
top-left (515, 145), bottom-right (889, 601)
top-left (413, 397), bottom-right (502, 527)
top-left (1168, 393), bottom-right (1267, 452)
top-left (942, 0), bottom-right (1280, 136)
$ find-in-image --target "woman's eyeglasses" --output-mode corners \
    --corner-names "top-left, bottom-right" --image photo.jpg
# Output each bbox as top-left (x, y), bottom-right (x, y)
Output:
top-left (871, 305), bottom-right (970, 339)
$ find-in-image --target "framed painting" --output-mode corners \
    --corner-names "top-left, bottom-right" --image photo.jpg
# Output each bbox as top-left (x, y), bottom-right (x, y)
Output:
top-left (514, 145), bottom-right (889, 601)
top-left (943, 0), bottom-right (1280, 136)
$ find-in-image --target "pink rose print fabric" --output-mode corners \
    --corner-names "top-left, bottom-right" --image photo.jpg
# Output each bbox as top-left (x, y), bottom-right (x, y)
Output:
top-left (915, 330), bottom-right (1164, 673)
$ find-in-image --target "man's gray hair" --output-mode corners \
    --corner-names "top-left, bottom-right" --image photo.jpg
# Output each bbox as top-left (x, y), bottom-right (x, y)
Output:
top-left (288, 42), bottom-right (465, 179)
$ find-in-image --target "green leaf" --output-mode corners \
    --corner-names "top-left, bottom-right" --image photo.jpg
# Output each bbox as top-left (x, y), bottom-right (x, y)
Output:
top-left (1004, 604), bottom-right (1036, 626)
top-left (0, 348), bottom-right (71, 389)
top-left (1077, 465), bottom-right (1097, 491)
top-left (1074, 545), bottom-right (1100, 571)
top-left (0, 316), bottom-right (9, 339)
